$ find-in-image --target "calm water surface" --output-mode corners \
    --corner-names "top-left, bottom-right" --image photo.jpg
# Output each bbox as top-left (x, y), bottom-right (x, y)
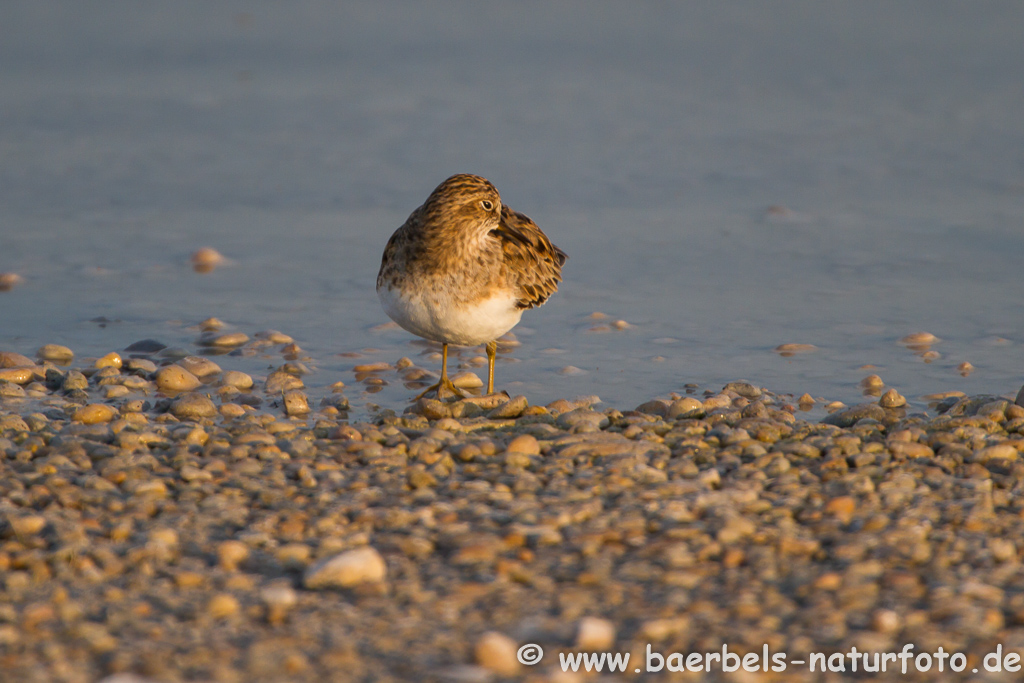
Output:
top-left (2, 2), bottom-right (1023, 418)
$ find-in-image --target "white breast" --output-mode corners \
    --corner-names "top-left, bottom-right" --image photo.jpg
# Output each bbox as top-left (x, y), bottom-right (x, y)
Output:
top-left (378, 285), bottom-right (523, 347)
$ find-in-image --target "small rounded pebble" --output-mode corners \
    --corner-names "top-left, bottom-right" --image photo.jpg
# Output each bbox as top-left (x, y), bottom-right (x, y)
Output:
top-left (353, 362), bottom-right (391, 373)
top-left (0, 273), bottom-right (24, 291)
top-left (576, 617), bottom-right (616, 650)
top-left (860, 374), bottom-right (884, 389)
top-left (191, 247), bottom-right (225, 273)
top-left (170, 393), bottom-right (218, 420)
top-left (774, 343), bottom-right (817, 356)
top-left (0, 367), bottom-right (34, 384)
top-left (221, 370), bottom-right (254, 390)
top-left (0, 382), bottom-right (26, 398)
top-left (958, 361), bottom-right (974, 377)
top-left (0, 351), bottom-right (36, 368)
top-left (702, 394), bottom-right (732, 411)
top-left (900, 331), bottom-right (938, 346)
top-left (667, 397), bottom-right (703, 419)
top-left (125, 359), bottom-right (158, 376)
top-left (488, 395), bottom-right (528, 419)
top-left (37, 344), bottom-right (74, 362)
top-left (61, 370), bottom-right (88, 391)
top-left (636, 400), bottom-right (669, 416)
top-left (451, 372), bottom-right (483, 389)
top-left (416, 398), bottom-right (451, 420)
top-left (198, 317), bottom-right (224, 331)
top-left (261, 580), bottom-right (298, 624)
top-left (179, 356), bottom-right (222, 378)
top-left (822, 403), bottom-right (885, 427)
top-left (276, 543), bottom-right (313, 568)
top-left (303, 547), bottom-right (386, 589)
top-left (4, 515), bottom-right (47, 537)
top-left (825, 496), bottom-right (857, 522)
top-left (255, 330), bottom-right (294, 344)
top-left (283, 390), bottom-right (310, 416)
top-left (73, 404), bottom-right (117, 424)
top-left (723, 381), bottom-right (762, 399)
top-left (556, 408), bottom-right (609, 432)
top-left (506, 434), bottom-right (540, 455)
top-left (869, 610), bottom-right (901, 635)
top-left (879, 388), bottom-right (907, 408)
top-left (104, 385), bottom-right (129, 399)
top-left (220, 403), bottom-right (247, 418)
top-left (175, 572), bottom-right (206, 589)
top-left (474, 632), bottom-right (520, 675)
top-left (148, 528), bottom-right (179, 550)
top-left (94, 352), bottom-right (122, 369)
top-left (124, 339), bottom-right (167, 354)
top-left (974, 444), bottom-right (1018, 463)
top-left (207, 593), bottom-right (240, 619)
top-left (265, 371), bottom-right (304, 394)
top-left (201, 332), bottom-right (249, 347)
top-left (155, 365), bottom-right (202, 392)
top-left (217, 540), bottom-right (250, 571)
top-left (989, 539), bottom-right (1017, 563)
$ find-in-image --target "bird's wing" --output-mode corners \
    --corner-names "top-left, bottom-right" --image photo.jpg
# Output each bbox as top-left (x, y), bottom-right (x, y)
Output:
top-left (376, 208), bottom-right (424, 290)
top-left (492, 206), bottom-right (567, 310)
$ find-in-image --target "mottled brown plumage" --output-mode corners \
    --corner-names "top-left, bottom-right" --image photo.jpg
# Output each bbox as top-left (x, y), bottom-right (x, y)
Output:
top-left (495, 205), bottom-right (568, 310)
top-left (376, 173), bottom-right (566, 398)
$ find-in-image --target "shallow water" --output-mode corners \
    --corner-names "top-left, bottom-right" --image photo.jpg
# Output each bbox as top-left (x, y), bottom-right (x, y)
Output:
top-left (3, 2), bottom-right (1024, 418)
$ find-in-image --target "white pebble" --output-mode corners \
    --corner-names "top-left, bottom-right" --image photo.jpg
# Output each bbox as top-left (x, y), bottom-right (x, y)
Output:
top-left (303, 546), bottom-right (386, 589)
top-left (451, 371), bottom-right (483, 389)
top-left (576, 617), bottom-right (616, 650)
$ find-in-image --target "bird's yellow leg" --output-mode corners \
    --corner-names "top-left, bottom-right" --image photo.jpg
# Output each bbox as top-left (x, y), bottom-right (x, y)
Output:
top-left (486, 340), bottom-right (497, 395)
top-left (437, 343), bottom-right (463, 399)
top-left (413, 343), bottom-right (464, 401)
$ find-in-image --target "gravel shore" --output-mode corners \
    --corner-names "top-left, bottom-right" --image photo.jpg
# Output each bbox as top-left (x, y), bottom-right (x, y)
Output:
top-left (2, 335), bottom-right (1024, 682)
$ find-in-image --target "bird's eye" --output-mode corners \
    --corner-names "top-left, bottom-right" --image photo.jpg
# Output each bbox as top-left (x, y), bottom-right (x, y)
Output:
top-left (481, 200), bottom-right (494, 211)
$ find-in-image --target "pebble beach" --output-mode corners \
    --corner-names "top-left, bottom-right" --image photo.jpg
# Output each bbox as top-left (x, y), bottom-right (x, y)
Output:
top-left (3, 330), bottom-right (1024, 682)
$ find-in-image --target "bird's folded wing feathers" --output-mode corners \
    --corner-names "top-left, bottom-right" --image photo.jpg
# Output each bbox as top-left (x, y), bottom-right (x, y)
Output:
top-left (492, 207), bottom-right (567, 310)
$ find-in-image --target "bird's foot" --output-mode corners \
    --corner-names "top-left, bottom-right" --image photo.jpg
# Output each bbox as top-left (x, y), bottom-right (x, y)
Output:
top-left (412, 376), bottom-right (465, 402)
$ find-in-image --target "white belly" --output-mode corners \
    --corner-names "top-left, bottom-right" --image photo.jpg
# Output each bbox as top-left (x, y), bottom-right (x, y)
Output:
top-left (378, 285), bottom-right (523, 346)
